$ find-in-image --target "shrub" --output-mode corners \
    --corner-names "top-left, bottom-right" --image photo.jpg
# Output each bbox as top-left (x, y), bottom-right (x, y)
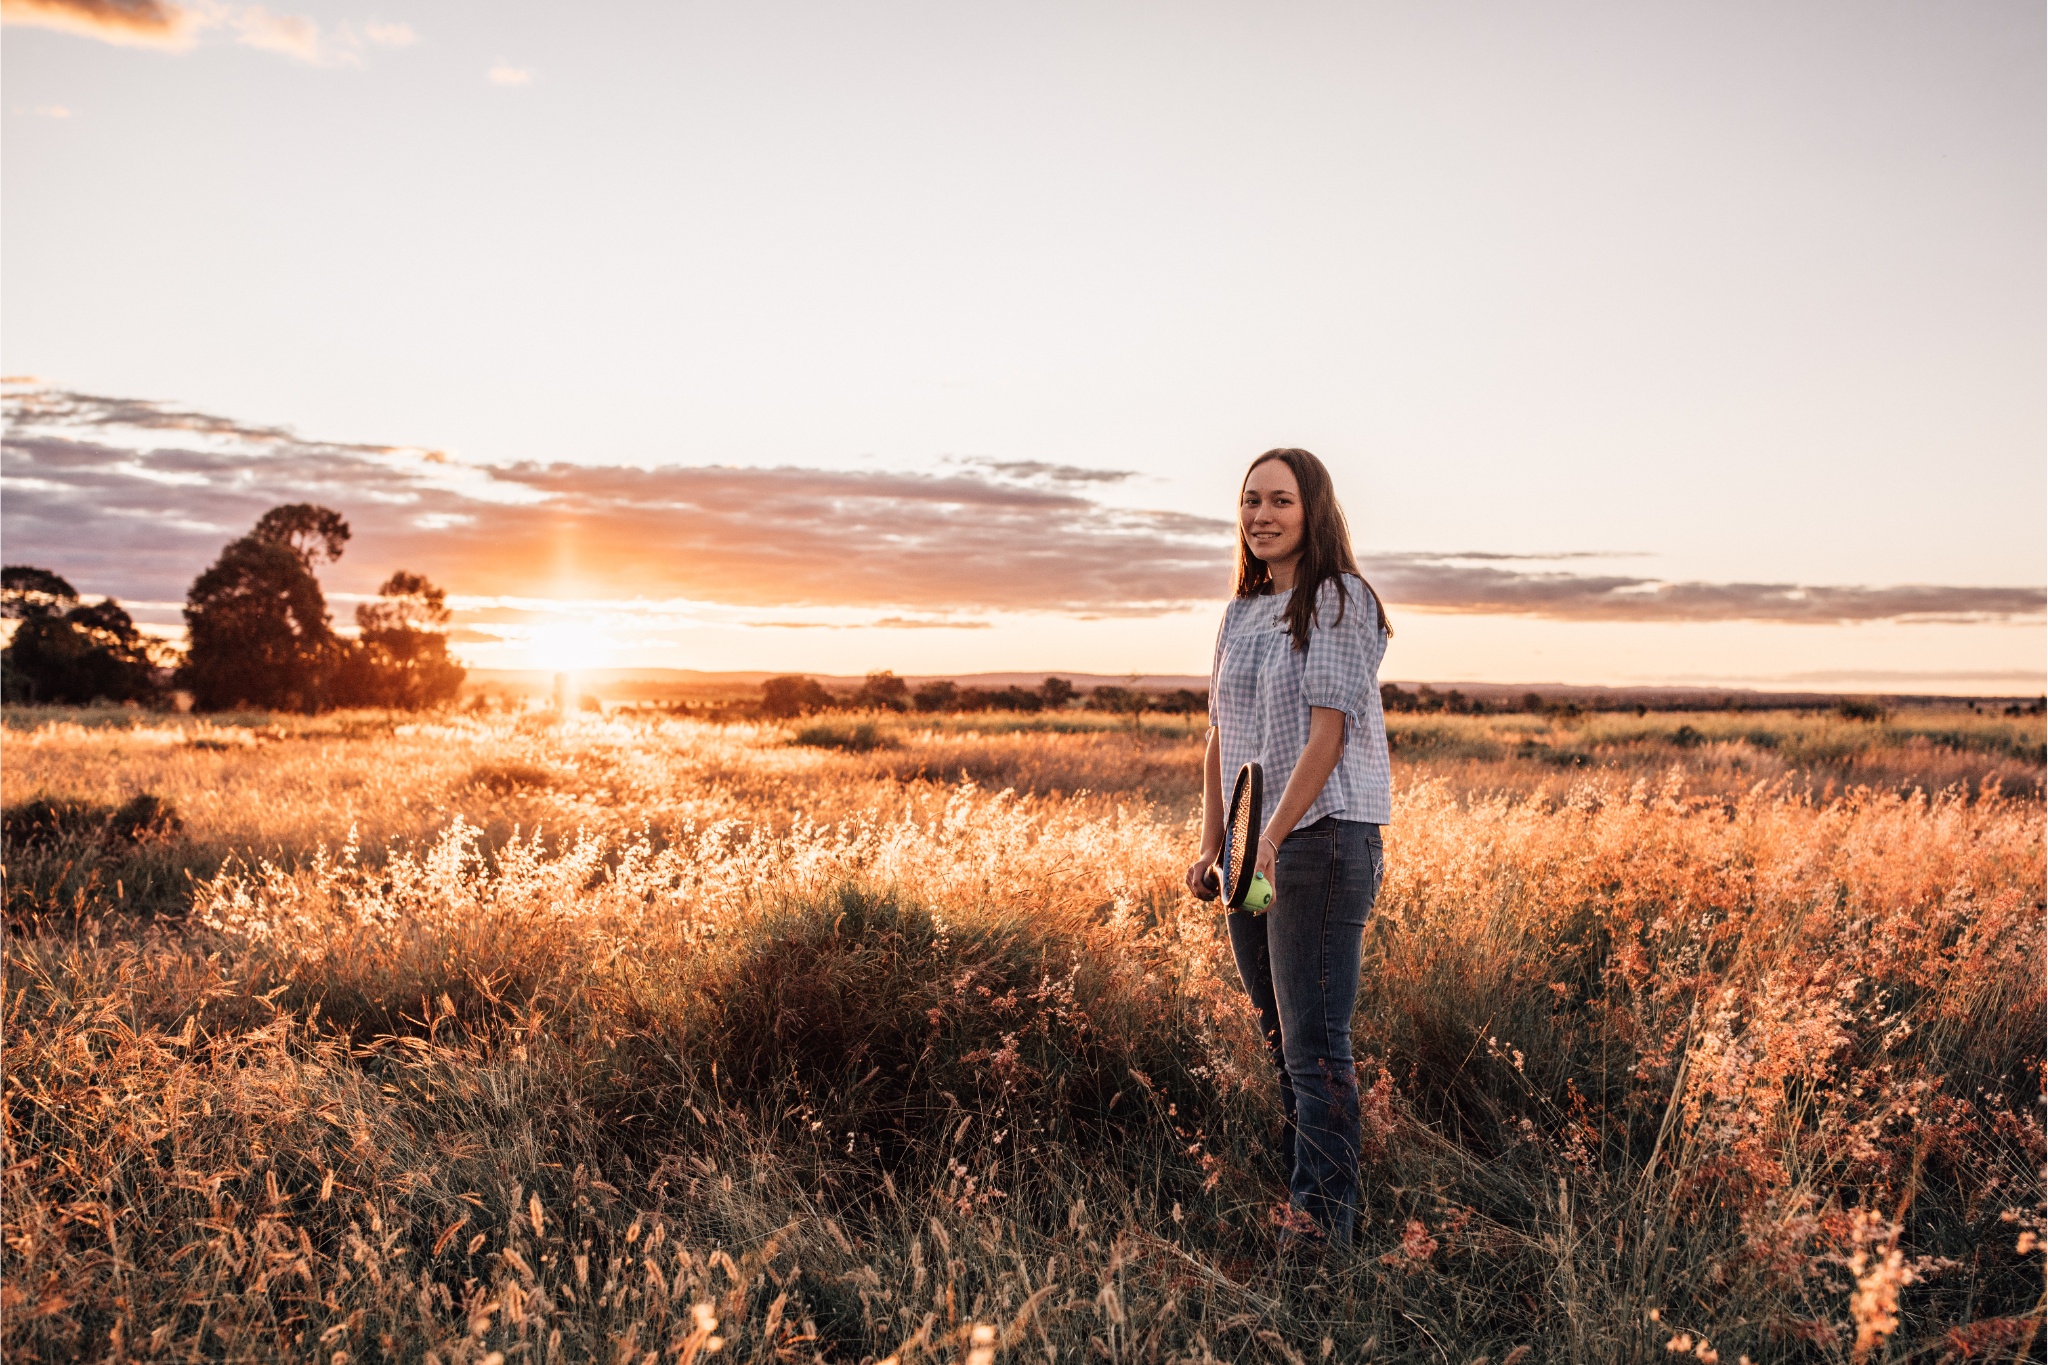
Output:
top-left (791, 721), bottom-right (894, 752)
top-left (912, 679), bottom-right (957, 712)
top-left (3, 793), bottom-right (183, 850)
top-left (760, 675), bottom-right (836, 718)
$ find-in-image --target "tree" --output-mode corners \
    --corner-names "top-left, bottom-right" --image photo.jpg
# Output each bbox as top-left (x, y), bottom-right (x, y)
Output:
top-left (760, 675), bottom-right (835, 718)
top-left (986, 686), bottom-right (1042, 713)
top-left (2, 567), bottom-right (78, 620)
top-left (851, 670), bottom-right (910, 712)
top-left (180, 519), bottom-right (343, 712)
top-left (913, 679), bottom-right (958, 713)
top-left (1039, 677), bottom-right (1076, 709)
top-left (334, 572), bottom-right (466, 709)
top-left (1, 566), bottom-right (165, 705)
top-left (252, 504), bottom-right (351, 568)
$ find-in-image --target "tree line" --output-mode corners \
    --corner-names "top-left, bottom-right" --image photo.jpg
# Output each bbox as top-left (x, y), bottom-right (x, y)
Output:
top-left (2, 503), bottom-right (463, 712)
top-left (758, 671), bottom-right (1208, 719)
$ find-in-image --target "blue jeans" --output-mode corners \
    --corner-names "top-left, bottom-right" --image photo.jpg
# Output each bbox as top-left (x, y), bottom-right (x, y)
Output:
top-left (1225, 816), bottom-right (1383, 1246)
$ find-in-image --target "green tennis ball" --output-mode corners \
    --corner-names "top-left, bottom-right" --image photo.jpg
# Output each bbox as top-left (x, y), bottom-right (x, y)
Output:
top-left (1243, 871), bottom-right (1274, 912)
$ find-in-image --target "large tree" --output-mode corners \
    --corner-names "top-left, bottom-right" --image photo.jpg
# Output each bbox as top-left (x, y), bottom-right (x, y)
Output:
top-left (1, 566), bottom-right (165, 705)
top-left (333, 572), bottom-right (466, 709)
top-left (179, 512), bottom-right (349, 712)
top-left (252, 503), bottom-right (351, 568)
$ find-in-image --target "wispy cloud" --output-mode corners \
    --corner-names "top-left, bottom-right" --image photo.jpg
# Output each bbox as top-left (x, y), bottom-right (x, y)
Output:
top-left (4, 384), bottom-right (2041, 627)
top-left (487, 62), bottom-right (530, 86)
top-left (231, 5), bottom-right (334, 64)
top-left (1358, 553), bottom-right (2046, 624)
top-left (5, 0), bottom-right (403, 66)
top-left (951, 456), bottom-right (1137, 486)
top-left (0, 0), bottom-right (198, 48)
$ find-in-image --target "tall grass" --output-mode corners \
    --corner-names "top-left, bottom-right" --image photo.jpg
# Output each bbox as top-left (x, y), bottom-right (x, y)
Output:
top-left (4, 709), bottom-right (2042, 1362)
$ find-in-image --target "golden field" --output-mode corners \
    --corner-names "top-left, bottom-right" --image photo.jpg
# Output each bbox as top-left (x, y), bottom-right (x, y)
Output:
top-left (2, 705), bottom-right (2043, 1363)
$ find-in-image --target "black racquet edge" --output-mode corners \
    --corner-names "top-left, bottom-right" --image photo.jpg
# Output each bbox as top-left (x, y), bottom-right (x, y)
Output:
top-left (1222, 761), bottom-right (1263, 909)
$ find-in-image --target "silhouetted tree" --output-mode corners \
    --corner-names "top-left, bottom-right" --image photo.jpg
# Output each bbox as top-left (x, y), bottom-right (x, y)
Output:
top-left (2, 567), bottom-right (77, 618)
top-left (180, 512), bottom-right (348, 712)
top-left (1090, 685), bottom-right (1149, 721)
top-left (333, 572), bottom-right (466, 709)
top-left (760, 675), bottom-right (835, 718)
top-left (1, 566), bottom-right (164, 705)
top-left (252, 503), bottom-right (351, 568)
top-left (950, 687), bottom-right (996, 713)
top-left (1039, 677), bottom-right (1076, 709)
top-left (851, 670), bottom-right (910, 712)
top-left (913, 679), bottom-right (958, 713)
top-left (985, 686), bottom-right (1042, 713)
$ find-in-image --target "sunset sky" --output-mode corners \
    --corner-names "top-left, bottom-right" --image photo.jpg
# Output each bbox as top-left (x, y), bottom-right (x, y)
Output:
top-left (4, 1), bottom-right (2042, 691)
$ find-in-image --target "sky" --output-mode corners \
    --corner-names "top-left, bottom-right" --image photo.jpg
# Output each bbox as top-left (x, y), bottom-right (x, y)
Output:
top-left (4, 0), bottom-right (2043, 690)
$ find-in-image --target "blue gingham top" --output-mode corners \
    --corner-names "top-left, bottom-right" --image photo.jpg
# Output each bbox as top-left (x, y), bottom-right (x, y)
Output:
top-left (1208, 573), bottom-right (1392, 827)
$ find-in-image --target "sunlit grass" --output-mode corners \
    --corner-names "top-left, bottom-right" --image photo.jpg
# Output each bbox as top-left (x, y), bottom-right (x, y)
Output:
top-left (3, 706), bottom-right (2042, 1361)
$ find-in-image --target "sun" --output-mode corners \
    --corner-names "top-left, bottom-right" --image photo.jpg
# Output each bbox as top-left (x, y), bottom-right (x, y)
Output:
top-left (521, 622), bottom-right (614, 675)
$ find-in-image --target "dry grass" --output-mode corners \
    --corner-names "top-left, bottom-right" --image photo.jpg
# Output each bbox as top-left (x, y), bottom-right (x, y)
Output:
top-left (3, 706), bottom-right (2043, 1362)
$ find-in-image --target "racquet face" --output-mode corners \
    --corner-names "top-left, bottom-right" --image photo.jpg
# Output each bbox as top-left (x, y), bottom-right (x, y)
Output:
top-left (1224, 762), bottom-right (1262, 908)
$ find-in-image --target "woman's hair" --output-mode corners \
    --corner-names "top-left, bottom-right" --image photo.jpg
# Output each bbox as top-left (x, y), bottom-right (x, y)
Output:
top-left (1232, 447), bottom-right (1392, 649)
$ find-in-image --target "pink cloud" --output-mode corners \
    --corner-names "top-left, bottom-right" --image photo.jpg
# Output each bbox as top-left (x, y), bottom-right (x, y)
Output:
top-left (0, 0), bottom-right (199, 48)
top-left (4, 385), bottom-right (2041, 625)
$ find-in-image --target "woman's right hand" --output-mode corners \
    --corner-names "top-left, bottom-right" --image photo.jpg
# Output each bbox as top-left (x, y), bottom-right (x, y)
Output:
top-left (1186, 853), bottom-right (1221, 901)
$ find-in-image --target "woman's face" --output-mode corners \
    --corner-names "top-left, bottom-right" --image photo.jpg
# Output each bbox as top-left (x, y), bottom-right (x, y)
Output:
top-left (1241, 459), bottom-right (1305, 568)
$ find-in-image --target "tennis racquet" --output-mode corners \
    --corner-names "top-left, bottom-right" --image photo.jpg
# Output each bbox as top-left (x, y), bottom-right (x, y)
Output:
top-left (1222, 762), bottom-right (1273, 912)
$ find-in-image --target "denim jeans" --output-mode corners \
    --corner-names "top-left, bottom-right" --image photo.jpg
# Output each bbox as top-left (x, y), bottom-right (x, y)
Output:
top-left (1224, 815), bottom-right (1384, 1245)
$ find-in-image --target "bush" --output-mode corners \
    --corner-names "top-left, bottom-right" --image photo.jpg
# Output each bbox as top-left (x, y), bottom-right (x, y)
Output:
top-left (760, 675), bottom-right (836, 718)
top-left (634, 886), bottom-right (1228, 1180)
top-left (3, 794), bottom-right (183, 850)
top-left (790, 721), bottom-right (894, 752)
top-left (912, 679), bottom-right (957, 712)
top-left (849, 670), bottom-right (910, 712)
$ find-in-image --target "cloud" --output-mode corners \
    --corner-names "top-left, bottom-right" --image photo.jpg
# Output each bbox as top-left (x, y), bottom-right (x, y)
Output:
top-left (33, 104), bottom-right (74, 118)
top-left (5, 0), bottom-right (383, 66)
top-left (232, 5), bottom-right (339, 64)
top-left (952, 457), bottom-right (1137, 486)
top-left (873, 617), bottom-right (995, 630)
top-left (1356, 553), bottom-right (2046, 624)
top-left (0, 0), bottom-right (197, 48)
top-left (487, 62), bottom-right (530, 86)
top-left (4, 383), bottom-right (2041, 627)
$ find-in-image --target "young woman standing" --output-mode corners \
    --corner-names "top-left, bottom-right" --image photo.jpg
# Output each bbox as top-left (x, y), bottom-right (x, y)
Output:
top-left (1187, 447), bottom-right (1392, 1252)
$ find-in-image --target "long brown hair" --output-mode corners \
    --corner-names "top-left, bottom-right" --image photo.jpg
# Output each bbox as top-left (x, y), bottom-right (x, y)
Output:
top-left (1232, 447), bottom-right (1392, 649)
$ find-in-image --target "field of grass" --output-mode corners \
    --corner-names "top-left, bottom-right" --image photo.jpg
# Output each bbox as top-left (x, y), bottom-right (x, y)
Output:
top-left (3, 705), bottom-right (2043, 1363)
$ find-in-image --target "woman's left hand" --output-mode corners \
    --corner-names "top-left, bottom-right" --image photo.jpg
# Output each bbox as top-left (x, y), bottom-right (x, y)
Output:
top-left (1255, 830), bottom-right (1279, 890)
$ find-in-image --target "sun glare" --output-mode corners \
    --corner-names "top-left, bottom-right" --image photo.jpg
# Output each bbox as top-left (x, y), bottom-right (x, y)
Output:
top-left (522, 623), bottom-right (614, 675)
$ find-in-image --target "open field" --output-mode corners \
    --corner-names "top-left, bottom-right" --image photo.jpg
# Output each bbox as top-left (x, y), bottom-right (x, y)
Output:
top-left (4, 707), bottom-right (2043, 1363)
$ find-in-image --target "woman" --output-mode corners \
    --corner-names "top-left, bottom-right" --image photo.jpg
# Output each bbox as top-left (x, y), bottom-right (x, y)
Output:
top-left (1187, 447), bottom-right (1391, 1252)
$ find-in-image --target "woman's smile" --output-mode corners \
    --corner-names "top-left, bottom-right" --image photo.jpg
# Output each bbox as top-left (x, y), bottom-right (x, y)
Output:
top-left (1241, 460), bottom-right (1306, 583)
